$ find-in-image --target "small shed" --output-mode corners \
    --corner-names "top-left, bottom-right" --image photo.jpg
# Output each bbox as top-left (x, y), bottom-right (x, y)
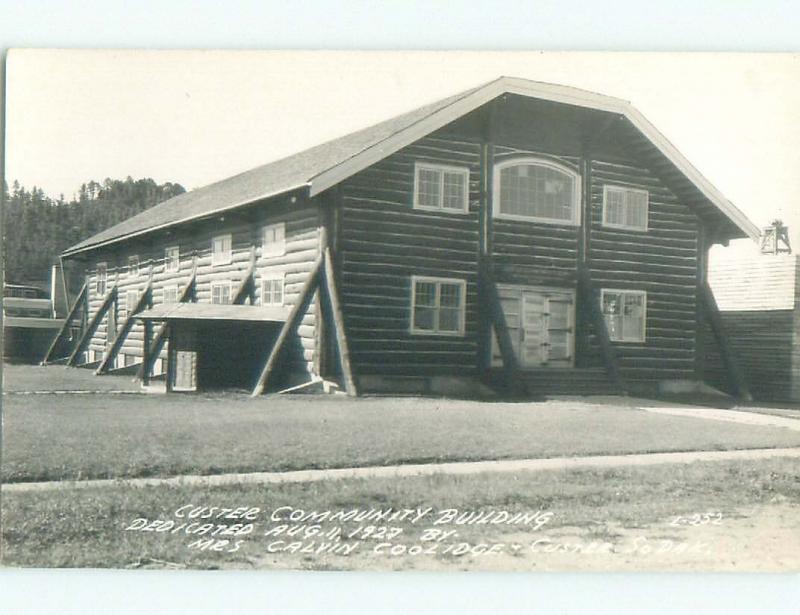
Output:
top-left (708, 253), bottom-right (800, 402)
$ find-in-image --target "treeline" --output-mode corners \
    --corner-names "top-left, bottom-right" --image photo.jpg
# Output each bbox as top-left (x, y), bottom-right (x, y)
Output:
top-left (3, 177), bottom-right (185, 284)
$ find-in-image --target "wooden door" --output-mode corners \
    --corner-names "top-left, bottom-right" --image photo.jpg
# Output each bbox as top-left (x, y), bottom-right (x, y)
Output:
top-left (520, 291), bottom-right (546, 367)
top-left (492, 286), bottom-right (575, 368)
top-left (169, 326), bottom-right (197, 391)
top-left (542, 293), bottom-right (574, 367)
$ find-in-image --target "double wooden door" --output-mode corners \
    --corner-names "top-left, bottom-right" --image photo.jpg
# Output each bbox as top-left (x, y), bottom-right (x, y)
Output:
top-left (492, 285), bottom-right (575, 368)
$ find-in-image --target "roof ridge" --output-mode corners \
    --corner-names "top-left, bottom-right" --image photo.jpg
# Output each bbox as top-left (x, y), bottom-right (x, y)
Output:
top-left (63, 76), bottom-right (759, 256)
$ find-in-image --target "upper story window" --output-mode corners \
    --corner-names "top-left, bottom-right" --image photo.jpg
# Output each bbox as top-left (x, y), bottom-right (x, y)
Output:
top-left (261, 273), bottom-right (284, 306)
top-left (211, 234), bottom-right (232, 266)
top-left (211, 282), bottom-right (231, 305)
top-left (493, 158), bottom-right (580, 225)
top-left (122, 289), bottom-right (140, 320)
top-left (601, 289), bottom-right (647, 343)
top-left (410, 276), bottom-right (466, 336)
top-left (165, 246), bottom-right (180, 272)
top-left (413, 162), bottom-right (469, 214)
top-left (127, 255), bottom-right (139, 277)
top-left (262, 222), bottom-right (286, 257)
top-left (163, 285), bottom-right (179, 304)
top-left (96, 262), bottom-right (107, 295)
top-left (603, 186), bottom-right (649, 231)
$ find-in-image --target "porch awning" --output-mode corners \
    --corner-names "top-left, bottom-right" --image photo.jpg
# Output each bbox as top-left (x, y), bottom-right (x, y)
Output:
top-left (136, 303), bottom-right (289, 322)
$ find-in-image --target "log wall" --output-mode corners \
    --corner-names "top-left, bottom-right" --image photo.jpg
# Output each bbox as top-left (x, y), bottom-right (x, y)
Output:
top-left (81, 197), bottom-right (321, 379)
top-left (704, 256), bottom-right (800, 401)
top-left (589, 160), bottom-right (700, 387)
top-left (339, 129), bottom-right (702, 388)
top-left (338, 135), bottom-right (482, 377)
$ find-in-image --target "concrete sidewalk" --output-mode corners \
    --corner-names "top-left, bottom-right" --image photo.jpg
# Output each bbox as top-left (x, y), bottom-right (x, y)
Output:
top-left (4, 447), bottom-right (800, 494)
top-left (641, 406), bottom-right (800, 431)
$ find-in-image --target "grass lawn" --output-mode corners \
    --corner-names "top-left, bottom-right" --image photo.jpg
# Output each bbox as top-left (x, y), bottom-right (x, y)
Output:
top-left (3, 363), bottom-right (141, 393)
top-left (4, 389), bottom-right (800, 483)
top-left (3, 457), bottom-right (799, 570)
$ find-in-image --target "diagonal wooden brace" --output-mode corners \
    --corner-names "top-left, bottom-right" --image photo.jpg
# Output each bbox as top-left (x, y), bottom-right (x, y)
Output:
top-left (66, 286), bottom-right (117, 367)
top-left (42, 282), bottom-right (88, 364)
top-left (95, 284), bottom-right (152, 375)
top-left (251, 256), bottom-right (322, 397)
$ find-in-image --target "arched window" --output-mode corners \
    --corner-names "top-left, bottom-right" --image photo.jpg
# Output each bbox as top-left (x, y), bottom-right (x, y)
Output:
top-left (493, 158), bottom-right (580, 225)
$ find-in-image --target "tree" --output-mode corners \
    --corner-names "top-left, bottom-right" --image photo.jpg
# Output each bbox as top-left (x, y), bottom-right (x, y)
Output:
top-left (2, 177), bottom-right (185, 284)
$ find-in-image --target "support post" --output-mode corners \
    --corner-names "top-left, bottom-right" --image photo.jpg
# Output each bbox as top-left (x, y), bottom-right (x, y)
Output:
top-left (321, 247), bottom-right (357, 396)
top-left (575, 151), bottom-right (593, 366)
top-left (66, 286), bottom-right (117, 367)
top-left (141, 318), bottom-right (152, 386)
top-left (135, 271), bottom-right (196, 381)
top-left (477, 100), bottom-right (497, 372)
top-left (251, 256), bottom-right (323, 396)
top-left (42, 282), bottom-right (88, 364)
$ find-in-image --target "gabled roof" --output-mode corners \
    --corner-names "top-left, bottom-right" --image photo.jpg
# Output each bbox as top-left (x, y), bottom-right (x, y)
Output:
top-left (63, 76), bottom-right (759, 256)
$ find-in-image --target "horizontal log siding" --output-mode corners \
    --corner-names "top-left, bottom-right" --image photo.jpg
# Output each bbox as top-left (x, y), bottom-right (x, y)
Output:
top-left (339, 135), bottom-right (481, 377)
top-left (81, 199), bottom-right (320, 377)
top-left (702, 309), bottom-right (796, 401)
top-left (590, 160), bottom-right (699, 386)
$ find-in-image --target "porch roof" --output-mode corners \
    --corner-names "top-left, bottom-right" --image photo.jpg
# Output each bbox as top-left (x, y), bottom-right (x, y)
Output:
top-left (136, 303), bottom-right (289, 322)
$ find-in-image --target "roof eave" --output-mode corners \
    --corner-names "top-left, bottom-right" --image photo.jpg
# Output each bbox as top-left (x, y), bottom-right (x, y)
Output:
top-left (310, 77), bottom-right (759, 242)
top-left (62, 183), bottom-right (312, 258)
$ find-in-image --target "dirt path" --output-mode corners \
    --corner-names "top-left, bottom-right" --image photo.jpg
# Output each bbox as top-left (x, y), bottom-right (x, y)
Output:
top-left (4, 446), bottom-right (800, 493)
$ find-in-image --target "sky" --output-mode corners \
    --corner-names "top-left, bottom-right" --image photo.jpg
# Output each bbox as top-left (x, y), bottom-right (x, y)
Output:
top-left (5, 50), bottom-right (800, 256)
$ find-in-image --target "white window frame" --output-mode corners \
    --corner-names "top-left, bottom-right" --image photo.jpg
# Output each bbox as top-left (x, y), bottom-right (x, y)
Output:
top-left (211, 234), bottom-right (232, 266)
top-left (96, 262), bottom-right (107, 295)
top-left (210, 282), bottom-right (232, 305)
top-left (163, 285), bottom-right (179, 304)
top-left (492, 157), bottom-right (581, 226)
top-left (164, 246), bottom-right (180, 272)
top-left (412, 162), bottom-right (470, 214)
top-left (127, 255), bottom-right (139, 277)
top-left (602, 185), bottom-right (649, 232)
top-left (409, 275), bottom-right (467, 337)
top-left (600, 288), bottom-right (647, 343)
top-left (260, 273), bottom-right (285, 306)
top-left (262, 222), bottom-right (286, 258)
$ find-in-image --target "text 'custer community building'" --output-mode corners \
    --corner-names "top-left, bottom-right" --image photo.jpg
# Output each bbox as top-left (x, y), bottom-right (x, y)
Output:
top-left (45, 77), bottom-right (760, 398)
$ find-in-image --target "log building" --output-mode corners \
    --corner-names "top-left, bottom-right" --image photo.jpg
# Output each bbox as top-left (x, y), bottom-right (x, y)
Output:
top-left (707, 253), bottom-right (800, 402)
top-left (48, 77), bottom-right (760, 397)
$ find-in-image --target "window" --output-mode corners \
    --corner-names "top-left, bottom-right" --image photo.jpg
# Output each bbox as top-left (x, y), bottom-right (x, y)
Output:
top-left (96, 262), bottom-right (107, 295)
top-left (127, 255), bottom-right (139, 277)
top-left (261, 274), bottom-right (284, 306)
top-left (410, 276), bottom-right (466, 336)
top-left (262, 223), bottom-right (286, 257)
top-left (165, 246), bottom-right (180, 272)
top-left (163, 286), bottom-right (179, 304)
top-left (211, 282), bottom-right (231, 305)
top-left (493, 158), bottom-right (580, 225)
top-left (121, 289), bottom-right (139, 320)
top-left (211, 234), bottom-right (232, 266)
top-left (603, 186), bottom-right (649, 231)
top-left (413, 163), bottom-right (469, 213)
top-left (601, 289), bottom-right (647, 343)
